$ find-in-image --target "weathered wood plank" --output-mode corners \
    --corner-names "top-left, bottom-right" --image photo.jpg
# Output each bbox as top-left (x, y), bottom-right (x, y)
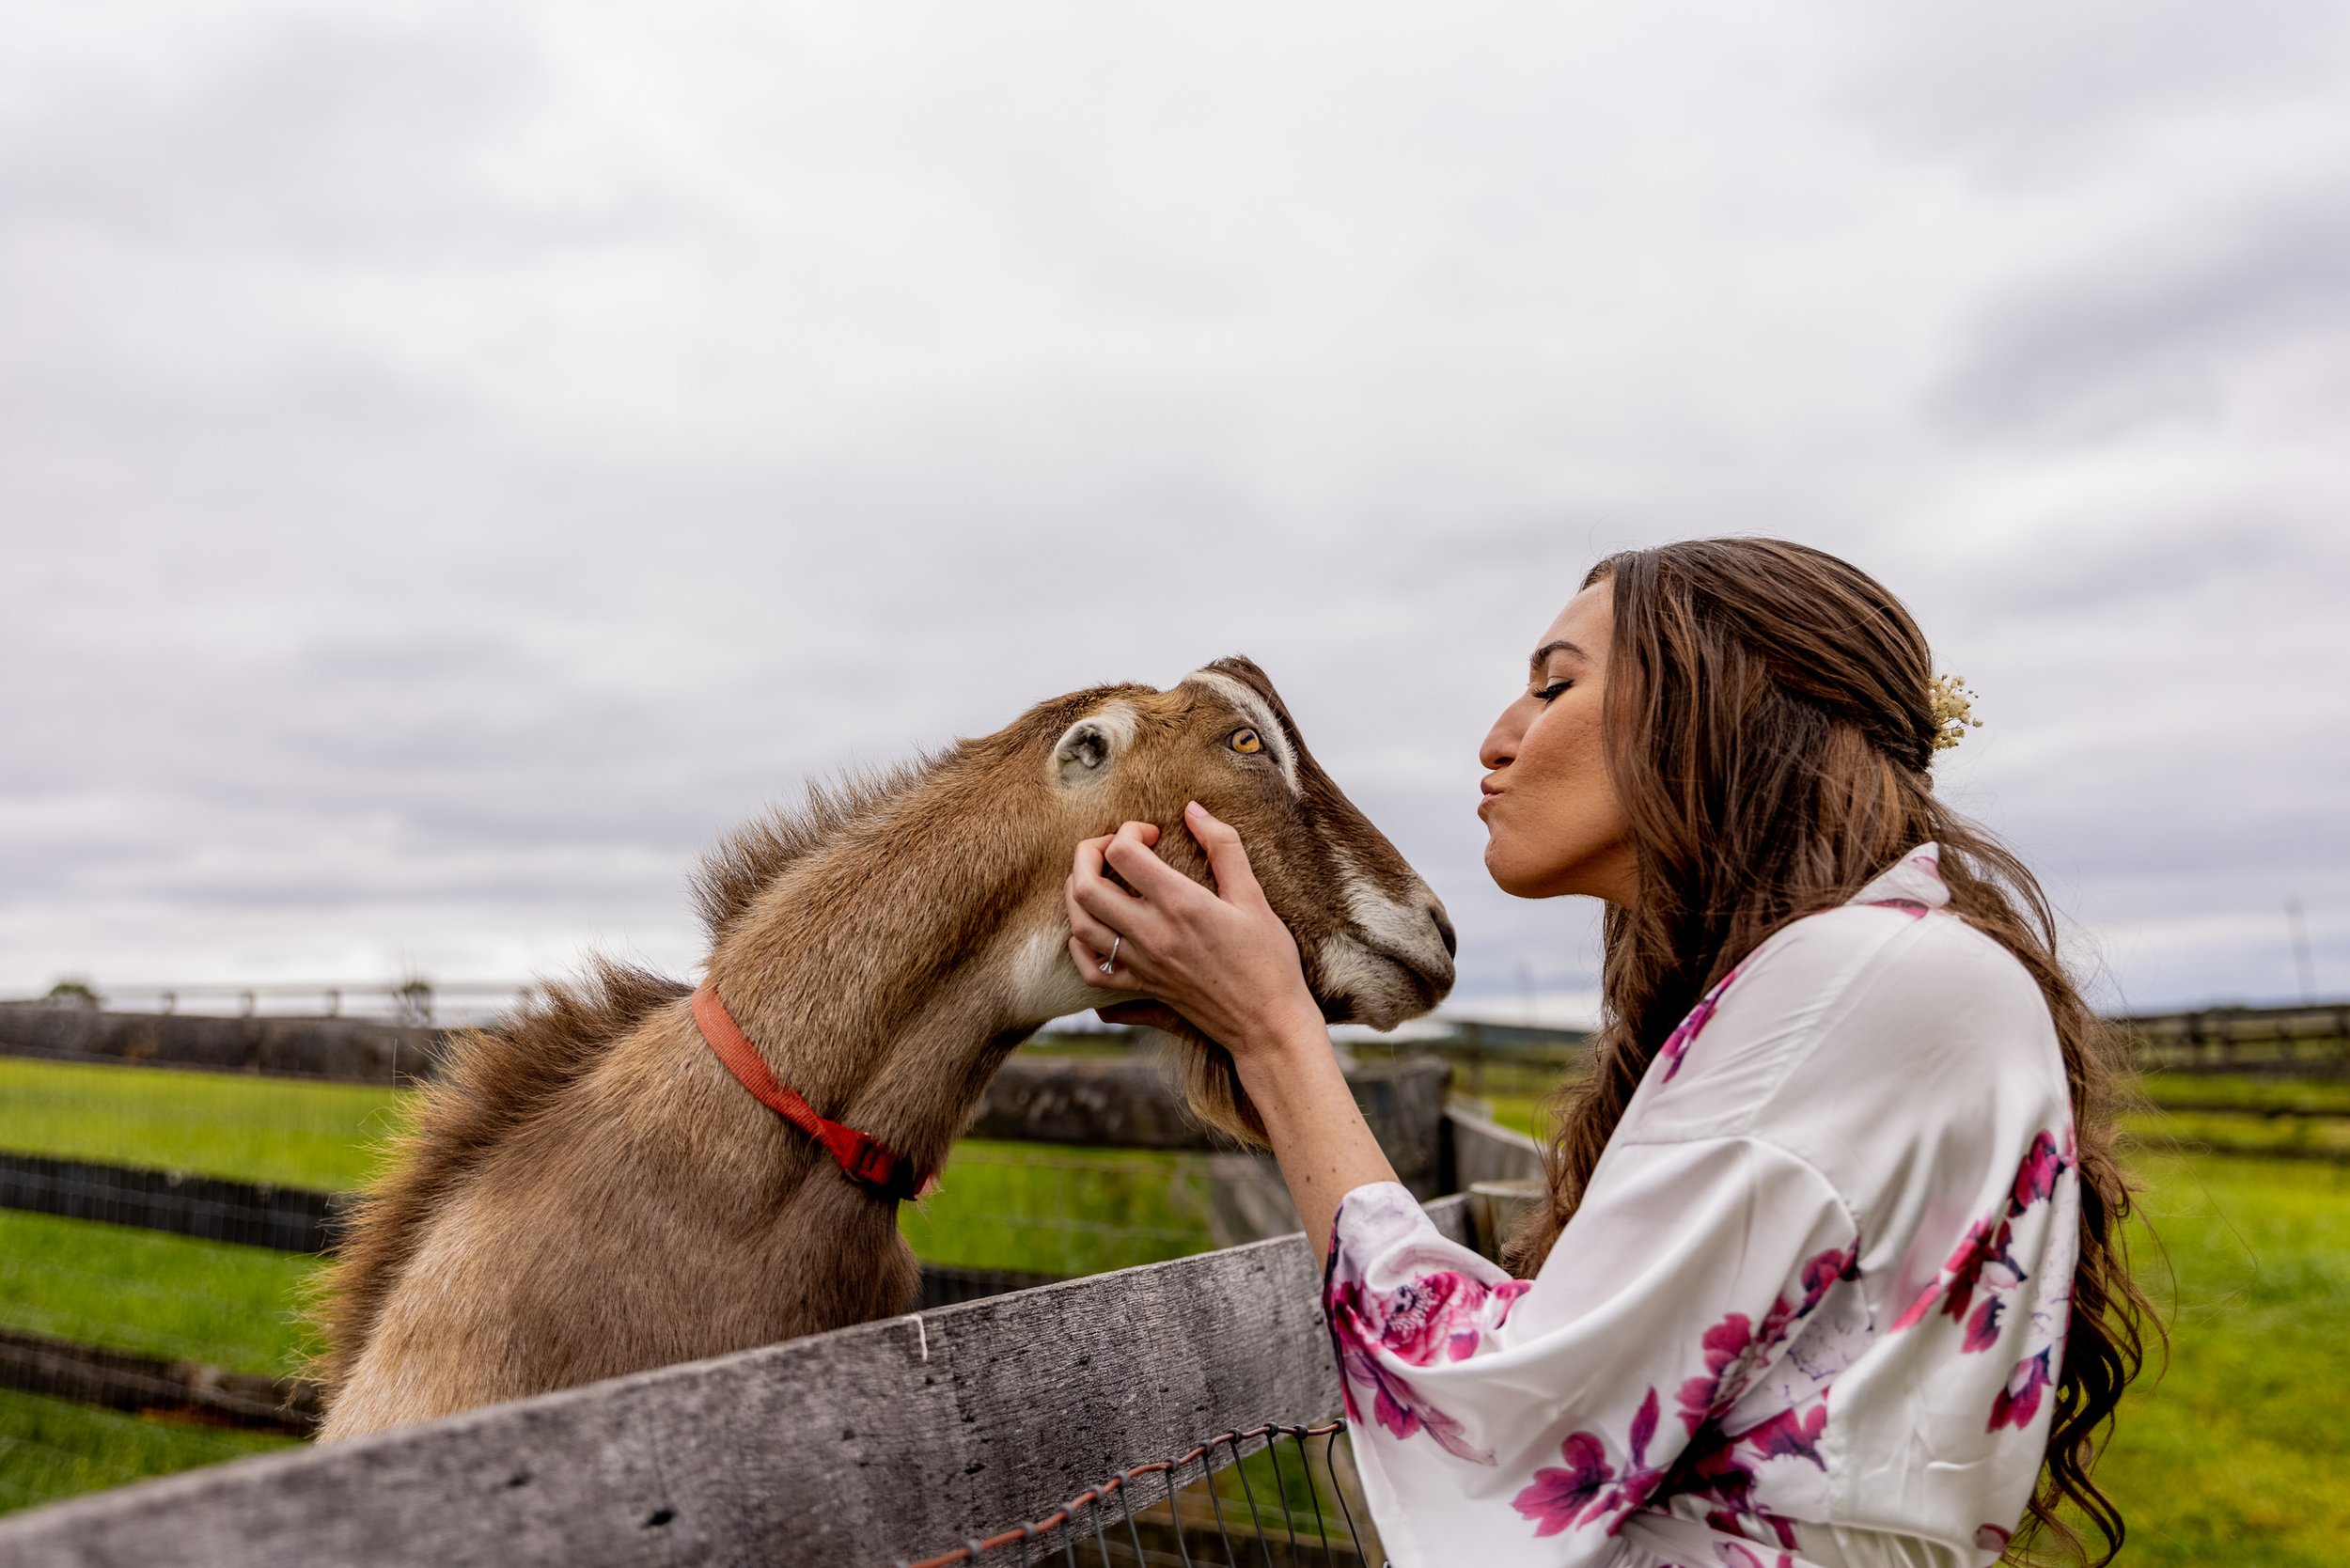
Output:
top-left (0, 1198), bottom-right (1473, 1568)
top-left (1443, 1105), bottom-right (1544, 1190)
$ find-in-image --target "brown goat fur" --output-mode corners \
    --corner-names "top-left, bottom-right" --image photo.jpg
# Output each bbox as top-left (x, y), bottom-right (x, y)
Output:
top-left (314, 959), bottom-right (688, 1398)
top-left (315, 657), bottom-right (1453, 1439)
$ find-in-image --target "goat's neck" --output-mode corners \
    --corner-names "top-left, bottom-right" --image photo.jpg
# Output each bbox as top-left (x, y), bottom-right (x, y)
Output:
top-left (703, 783), bottom-right (1097, 1184)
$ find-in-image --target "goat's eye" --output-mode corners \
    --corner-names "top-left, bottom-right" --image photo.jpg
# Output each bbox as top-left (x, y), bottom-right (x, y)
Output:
top-left (1230, 728), bottom-right (1263, 755)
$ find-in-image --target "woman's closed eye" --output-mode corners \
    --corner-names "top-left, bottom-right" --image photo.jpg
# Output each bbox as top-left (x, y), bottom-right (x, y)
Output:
top-left (1534, 679), bottom-right (1573, 702)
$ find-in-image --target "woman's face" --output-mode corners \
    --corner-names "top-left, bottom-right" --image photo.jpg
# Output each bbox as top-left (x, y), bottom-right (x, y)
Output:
top-left (1478, 582), bottom-right (1638, 905)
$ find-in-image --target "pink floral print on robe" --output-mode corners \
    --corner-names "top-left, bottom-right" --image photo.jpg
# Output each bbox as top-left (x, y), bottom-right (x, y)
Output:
top-left (1324, 846), bottom-right (2078, 1568)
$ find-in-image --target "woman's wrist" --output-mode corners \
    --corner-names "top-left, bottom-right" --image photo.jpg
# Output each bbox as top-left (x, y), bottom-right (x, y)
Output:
top-left (1229, 996), bottom-right (1336, 1076)
top-left (1231, 1021), bottom-right (1399, 1258)
top-left (1230, 1011), bottom-right (1354, 1142)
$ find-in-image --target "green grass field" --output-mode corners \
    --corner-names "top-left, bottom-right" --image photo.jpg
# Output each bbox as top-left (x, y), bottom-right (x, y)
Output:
top-left (0, 1057), bottom-right (1220, 1383)
top-left (0, 1210), bottom-right (321, 1377)
top-left (0, 1058), bottom-right (401, 1189)
top-left (1, 1054), bottom-right (2345, 1563)
top-left (903, 1143), bottom-right (1216, 1277)
top-left (0, 1390), bottom-right (296, 1515)
top-left (2095, 1154), bottom-right (2350, 1567)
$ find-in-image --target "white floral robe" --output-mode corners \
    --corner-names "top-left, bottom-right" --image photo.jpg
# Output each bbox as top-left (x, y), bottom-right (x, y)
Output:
top-left (1325, 847), bottom-right (2077, 1568)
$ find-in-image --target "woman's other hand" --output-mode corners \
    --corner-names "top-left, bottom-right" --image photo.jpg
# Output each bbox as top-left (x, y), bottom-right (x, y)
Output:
top-left (1064, 801), bottom-right (1326, 1060)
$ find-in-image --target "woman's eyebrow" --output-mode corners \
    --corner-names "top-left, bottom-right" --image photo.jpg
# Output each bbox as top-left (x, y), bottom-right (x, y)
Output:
top-left (1528, 638), bottom-right (1587, 674)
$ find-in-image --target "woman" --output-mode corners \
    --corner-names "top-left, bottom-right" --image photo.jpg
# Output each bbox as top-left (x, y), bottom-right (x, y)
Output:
top-left (1064, 539), bottom-right (2151, 1568)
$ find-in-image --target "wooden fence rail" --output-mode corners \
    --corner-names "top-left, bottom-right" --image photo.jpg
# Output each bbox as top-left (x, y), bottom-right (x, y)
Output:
top-left (2118, 1003), bottom-right (2350, 1076)
top-left (0, 1328), bottom-right (317, 1436)
top-left (0, 1196), bottom-right (1481, 1568)
top-left (0, 1151), bottom-right (344, 1253)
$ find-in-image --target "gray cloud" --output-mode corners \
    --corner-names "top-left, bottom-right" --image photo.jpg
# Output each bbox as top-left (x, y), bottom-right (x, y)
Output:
top-left (1935, 185), bottom-right (2350, 441)
top-left (2, 2), bottom-right (2345, 1019)
top-left (1839, 0), bottom-right (2350, 180)
top-left (0, 13), bottom-right (609, 257)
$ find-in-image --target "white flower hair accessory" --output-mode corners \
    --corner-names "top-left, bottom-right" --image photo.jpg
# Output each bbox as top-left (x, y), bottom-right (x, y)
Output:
top-left (1929, 673), bottom-right (1983, 753)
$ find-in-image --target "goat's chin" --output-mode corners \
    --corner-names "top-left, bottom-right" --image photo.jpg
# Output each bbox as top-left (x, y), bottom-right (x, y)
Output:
top-left (1313, 937), bottom-right (1452, 1033)
top-left (1161, 1025), bottom-right (1271, 1149)
top-left (1157, 942), bottom-right (1451, 1150)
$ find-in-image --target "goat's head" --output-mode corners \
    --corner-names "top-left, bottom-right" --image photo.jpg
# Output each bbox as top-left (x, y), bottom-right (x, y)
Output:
top-left (1028, 655), bottom-right (1455, 1144)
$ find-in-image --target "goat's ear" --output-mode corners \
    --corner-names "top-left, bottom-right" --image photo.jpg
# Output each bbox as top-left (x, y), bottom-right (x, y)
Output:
top-left (1052, 717), bottom-right (1117, 785)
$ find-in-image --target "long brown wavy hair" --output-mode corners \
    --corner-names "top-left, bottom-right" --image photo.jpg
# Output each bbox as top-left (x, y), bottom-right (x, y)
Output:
top-left (1502, 538), bottom-right (2156, 1566)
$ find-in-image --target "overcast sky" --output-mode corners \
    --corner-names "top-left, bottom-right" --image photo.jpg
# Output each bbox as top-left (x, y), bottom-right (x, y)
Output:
top-left (4, 1), bottom-right (2346, 1023)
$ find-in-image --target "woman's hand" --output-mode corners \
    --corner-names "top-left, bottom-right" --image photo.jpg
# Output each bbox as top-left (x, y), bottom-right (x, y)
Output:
top-left (1067, 799), bottom-right (1399, 1255)
top-left (1064, 801), bottom-right (1326, 1060)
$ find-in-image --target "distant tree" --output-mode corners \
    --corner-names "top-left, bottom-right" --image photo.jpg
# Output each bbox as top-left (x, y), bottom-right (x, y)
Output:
top-left (45, 978), bottom-right (101, 1008)
top-left (394, 976), bottom-right (434, 1027)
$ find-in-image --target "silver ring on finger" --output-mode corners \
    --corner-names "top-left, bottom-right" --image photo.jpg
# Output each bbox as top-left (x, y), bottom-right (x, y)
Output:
top-left (1099, 935), bottom-right (1121, 976)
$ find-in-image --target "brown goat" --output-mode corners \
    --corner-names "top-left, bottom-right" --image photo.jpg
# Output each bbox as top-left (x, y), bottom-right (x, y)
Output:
top-left (317, 657), bottom-right (1454, 1439)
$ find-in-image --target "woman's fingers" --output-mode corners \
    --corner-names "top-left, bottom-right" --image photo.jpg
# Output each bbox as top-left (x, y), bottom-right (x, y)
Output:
top-left (1068, 863), bottom-right (1162, 934)
top-left (1103, 821), bottom-right (1202, 903)
top-left (1066, 825), bottom-right (1171, 985)
top-left (1065, 898), bottom-right (1123, 964)
top-left (1070, 814), bottom-right (1263, 995)
top-left (1069, 832), bottom-right (1114, 885)
top-left (1184, 801), bottom-right (1269, 908)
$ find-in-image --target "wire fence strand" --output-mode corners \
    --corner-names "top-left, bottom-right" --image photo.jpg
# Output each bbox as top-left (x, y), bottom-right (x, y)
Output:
top-left (894, 1421), bottom-right (1381, 1568)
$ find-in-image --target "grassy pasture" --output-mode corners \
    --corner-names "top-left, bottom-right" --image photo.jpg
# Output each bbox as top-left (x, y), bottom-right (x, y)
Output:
top-left (0, 1058), bottom-right (1224, 1381)
top-left (0, 1390), bottom-right (295, 1516)
top-left (2096, 1153), bottom-right (2350, 1566)
top-left (0, 1210), bottom-right (321, 1377)
top-left (0, 1058), bottom-right (400, 1189)
top-left (0, 1055), bottom-right (2344, 1567)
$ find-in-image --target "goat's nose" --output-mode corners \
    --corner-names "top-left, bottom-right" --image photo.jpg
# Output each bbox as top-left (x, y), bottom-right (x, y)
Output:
top-left (1431, 906), bottom-right (1458, 960)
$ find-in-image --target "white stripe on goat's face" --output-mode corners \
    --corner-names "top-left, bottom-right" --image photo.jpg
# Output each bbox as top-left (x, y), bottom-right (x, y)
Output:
top-left (1312, 854), bottom-right (1456, 1028)
top-left (1179, 662), bottom-right (1452, 1029)
top-left (1183, 670), bottom-right (1302, 795)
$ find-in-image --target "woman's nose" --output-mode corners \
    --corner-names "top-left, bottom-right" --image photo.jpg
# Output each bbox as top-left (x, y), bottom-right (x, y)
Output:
top-left (1480, 713), bottom-right (1517, 772)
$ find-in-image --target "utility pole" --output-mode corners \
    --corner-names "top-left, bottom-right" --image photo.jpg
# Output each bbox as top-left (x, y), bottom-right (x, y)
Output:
top-left (2286, 896), bottom-right (2317, 1006)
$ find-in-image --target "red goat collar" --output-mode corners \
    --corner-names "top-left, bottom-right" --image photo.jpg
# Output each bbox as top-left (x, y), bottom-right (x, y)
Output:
top-left (690, 983), bottom-right (932, 1202)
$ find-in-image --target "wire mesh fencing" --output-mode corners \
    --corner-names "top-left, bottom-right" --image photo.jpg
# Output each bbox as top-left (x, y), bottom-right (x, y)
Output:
top-left (895, 1422), bottom-right (1383, 1568)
